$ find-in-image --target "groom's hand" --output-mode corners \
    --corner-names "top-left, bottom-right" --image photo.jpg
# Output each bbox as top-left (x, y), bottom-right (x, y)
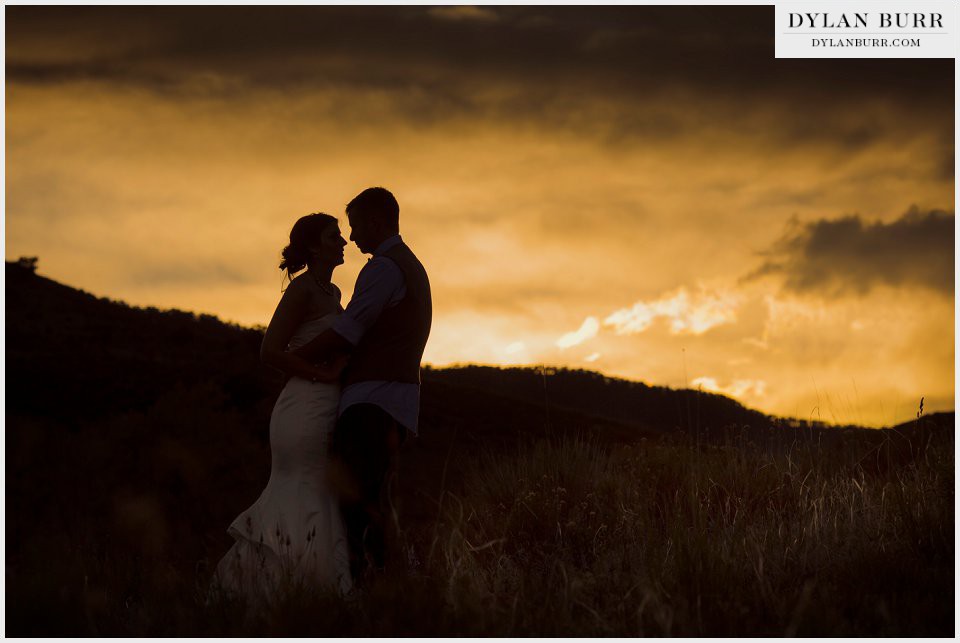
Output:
top-left (309, 354), bottom-right (350, 383)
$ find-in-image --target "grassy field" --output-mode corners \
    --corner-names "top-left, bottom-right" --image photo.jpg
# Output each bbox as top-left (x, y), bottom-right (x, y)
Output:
top-left (9, 417), bottom-right (953, 636)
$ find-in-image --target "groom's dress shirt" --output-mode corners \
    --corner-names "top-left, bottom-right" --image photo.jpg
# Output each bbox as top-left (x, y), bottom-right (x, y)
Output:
top-left (331, 234), bottom-right (422, 435)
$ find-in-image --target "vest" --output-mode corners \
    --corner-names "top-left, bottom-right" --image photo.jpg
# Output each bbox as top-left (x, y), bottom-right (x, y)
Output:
top-left (342, 241), bottom-right (432, 386)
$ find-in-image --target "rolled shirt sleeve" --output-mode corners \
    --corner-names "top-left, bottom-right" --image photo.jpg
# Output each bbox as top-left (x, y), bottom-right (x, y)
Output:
top-left (331, 256), bottom-right (406, 345)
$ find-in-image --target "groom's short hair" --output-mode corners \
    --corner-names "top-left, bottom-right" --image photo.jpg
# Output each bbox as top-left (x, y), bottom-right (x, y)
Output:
top-left (346, 187), bottom-right (400, 231)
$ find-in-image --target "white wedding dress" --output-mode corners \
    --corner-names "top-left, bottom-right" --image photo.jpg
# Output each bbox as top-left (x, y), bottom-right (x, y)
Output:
top-left (214, 313), bottom-right (352, 601)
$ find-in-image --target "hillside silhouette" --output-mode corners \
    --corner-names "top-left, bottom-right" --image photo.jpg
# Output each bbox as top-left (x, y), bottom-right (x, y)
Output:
top-left (6, 259), bottom-right (953, 635)
top-left (4, 258), bottom-right (875, 431)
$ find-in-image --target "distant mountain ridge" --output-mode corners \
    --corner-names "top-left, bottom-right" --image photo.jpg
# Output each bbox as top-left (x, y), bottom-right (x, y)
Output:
top-left (425, 365), bottom-right (773, 435)
top-left (7, 259), bottom-right (948, 437)
top-left (2, 259), bottom-right (771, 438)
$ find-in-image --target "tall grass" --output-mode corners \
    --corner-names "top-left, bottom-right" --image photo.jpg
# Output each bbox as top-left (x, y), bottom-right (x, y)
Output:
top-left (8, 425), bottom-right (954, 636)
top-left (431, 430), bottom-right (953, 636)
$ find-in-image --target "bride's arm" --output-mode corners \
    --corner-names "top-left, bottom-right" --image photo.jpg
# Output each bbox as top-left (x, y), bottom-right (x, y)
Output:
top-left (290, 327), bottom-right (352, 363)
top-left (260, 282), bottom-right (338, 382)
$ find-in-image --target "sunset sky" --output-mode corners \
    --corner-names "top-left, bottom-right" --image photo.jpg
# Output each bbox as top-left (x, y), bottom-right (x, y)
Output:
top-left (5, 6), bottom-right (955, 427)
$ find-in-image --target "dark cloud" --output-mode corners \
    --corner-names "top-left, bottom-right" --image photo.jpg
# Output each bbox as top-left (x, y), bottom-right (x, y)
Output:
top-left (4, 7), bottom-right (954, 167)
top-left (6, 6), bottom-right (952, 110)
top-left (746, 207), bottom-right (954, 297)
top-left (427, 6), bottom-right (499, 23)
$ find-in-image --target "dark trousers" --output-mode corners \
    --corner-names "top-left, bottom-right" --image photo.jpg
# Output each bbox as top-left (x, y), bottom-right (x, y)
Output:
top-left (330, 403), bottom-right (406, 581)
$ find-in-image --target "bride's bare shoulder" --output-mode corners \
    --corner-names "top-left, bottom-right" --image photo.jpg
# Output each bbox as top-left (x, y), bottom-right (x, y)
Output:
top-left (285, 272), bottom-right (311, 292)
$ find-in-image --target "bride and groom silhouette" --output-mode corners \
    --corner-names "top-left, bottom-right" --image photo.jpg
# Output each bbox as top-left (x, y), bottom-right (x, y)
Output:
top-left (213, 187), bottom-right (432, 600)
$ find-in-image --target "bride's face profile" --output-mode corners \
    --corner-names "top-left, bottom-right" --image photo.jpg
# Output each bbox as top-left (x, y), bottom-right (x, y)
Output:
top-left (309, 223), bottom-right (348, 268)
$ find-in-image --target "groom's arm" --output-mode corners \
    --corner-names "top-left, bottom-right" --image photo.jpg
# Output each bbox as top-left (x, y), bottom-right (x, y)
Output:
top-left (298, 256), bottom-right (405, 360)
top-left (291, 327), bottom-right (353, 364)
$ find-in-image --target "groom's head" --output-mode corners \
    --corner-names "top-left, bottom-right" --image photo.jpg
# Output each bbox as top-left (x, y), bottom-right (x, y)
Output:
top-left (346, 187), bottom-right (400, 254)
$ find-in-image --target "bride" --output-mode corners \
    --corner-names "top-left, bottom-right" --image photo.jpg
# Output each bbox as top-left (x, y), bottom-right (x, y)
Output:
top-left (213, 212), bottom-right (352, 601)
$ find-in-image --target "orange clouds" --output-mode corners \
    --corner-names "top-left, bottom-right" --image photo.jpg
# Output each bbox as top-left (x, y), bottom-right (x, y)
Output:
top-left (604, 288), bottom-right (741, 336)
top-left (556, 317), bottom-right (600, 349)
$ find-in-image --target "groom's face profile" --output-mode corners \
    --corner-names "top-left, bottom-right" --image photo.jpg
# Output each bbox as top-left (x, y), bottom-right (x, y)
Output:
top-left (347, 212), bottom-right (377, 255)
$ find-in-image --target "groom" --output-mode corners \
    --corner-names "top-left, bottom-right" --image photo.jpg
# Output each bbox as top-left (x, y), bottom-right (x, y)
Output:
top-left (294, 186), bottom-right (432, 583)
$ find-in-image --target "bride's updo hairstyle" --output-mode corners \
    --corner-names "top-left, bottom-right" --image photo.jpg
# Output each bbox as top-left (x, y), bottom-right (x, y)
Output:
top-left (279, 212), bottom-right (338, 280)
